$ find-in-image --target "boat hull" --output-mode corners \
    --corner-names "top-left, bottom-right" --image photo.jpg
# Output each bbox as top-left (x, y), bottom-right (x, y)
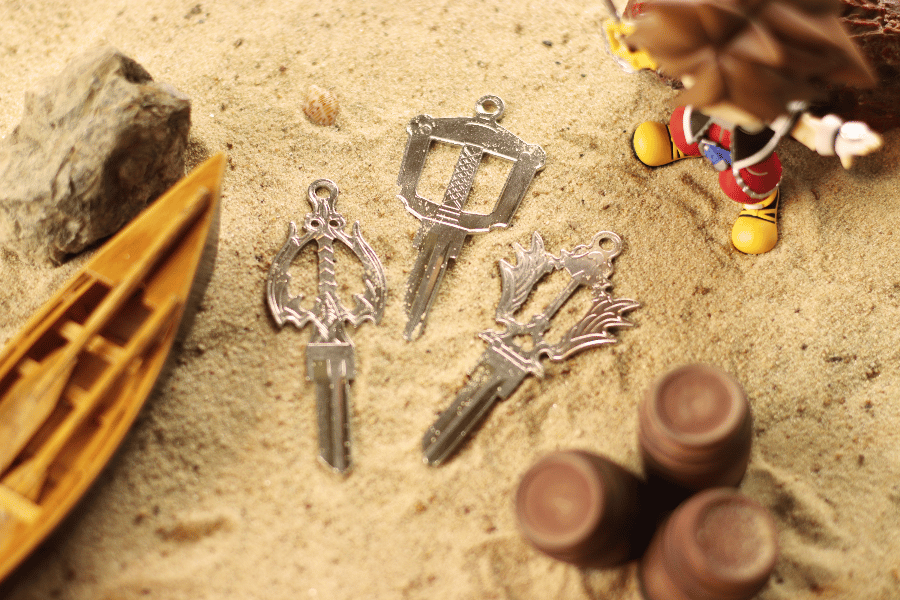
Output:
top-left (0, 153), bottom-right (226, 584)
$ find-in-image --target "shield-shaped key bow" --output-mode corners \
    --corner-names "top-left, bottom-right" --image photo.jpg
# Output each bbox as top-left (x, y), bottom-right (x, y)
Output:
top-left (422, 231), bottom-right (640, 465)
top-left (266, 179), bottom-right (386, 474)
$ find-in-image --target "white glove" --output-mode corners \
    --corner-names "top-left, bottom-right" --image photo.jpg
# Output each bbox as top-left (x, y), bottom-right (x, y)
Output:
top-left (814, 115), bottom-right (883, 169)
top-left (835, 121), bottom-right (883, 169)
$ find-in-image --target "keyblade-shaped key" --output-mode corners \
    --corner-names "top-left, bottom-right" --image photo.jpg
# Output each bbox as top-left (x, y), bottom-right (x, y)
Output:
top-left (422, 231), bottom-right (640, 465)
top-left (267, 180), bottom-right (386, 474)
top-left (398, 95), bottom-right (545, 339)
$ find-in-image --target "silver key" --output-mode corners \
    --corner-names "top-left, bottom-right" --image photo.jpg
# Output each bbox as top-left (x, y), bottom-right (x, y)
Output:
top-left (267, 179), bottom-right (387, 474)
top-left (422, 231), bottom-right (640, 465)
top-left (397, 95), bottom-right (546, 340)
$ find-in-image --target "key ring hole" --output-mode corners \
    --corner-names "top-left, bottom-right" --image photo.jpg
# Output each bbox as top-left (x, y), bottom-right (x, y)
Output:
top-left (308, 178), bottom-right (339, 203)
top-left (598, 236), bottom-right (618, 252)
top-left (592, 232), bottom-right (623, 258)
top-left (475, 95), bottom-right (504, 120)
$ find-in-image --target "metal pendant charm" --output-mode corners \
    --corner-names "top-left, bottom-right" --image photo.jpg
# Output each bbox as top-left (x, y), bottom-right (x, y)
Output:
top-left (397, 95), bottom-right (546, 340)
top-left (422, 231), bottom-right (640, 465)
top-left (266, 179), bottom-right (387, 474)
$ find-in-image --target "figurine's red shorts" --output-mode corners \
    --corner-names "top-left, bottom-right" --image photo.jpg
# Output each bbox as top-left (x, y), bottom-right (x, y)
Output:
top-left (669, 106), bottom-right (781, 204)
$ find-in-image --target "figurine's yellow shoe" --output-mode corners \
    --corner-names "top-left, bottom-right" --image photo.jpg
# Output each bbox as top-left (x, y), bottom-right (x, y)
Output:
top-left (731, 190), bottom-right (779, 254)
top-left (632, 121), bottom-right (688, 167)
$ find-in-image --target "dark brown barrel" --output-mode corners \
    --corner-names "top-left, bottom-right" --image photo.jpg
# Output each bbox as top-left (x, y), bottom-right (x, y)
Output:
top-left (514, 450), bottom-right (645, 567)
top-left (639, 488), bottom-right (779, 600)
top-left (638, 364), bottom-right (752, 504)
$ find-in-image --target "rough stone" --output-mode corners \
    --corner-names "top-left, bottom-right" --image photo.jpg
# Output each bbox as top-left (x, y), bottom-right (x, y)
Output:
top-left (0, 46), bottom-right (191, 264)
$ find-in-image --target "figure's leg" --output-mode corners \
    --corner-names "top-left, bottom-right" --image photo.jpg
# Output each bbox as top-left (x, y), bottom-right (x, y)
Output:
top-left (632, 106), bottom-right (701, 167)
top-left (719, 154), bottom-right (782, 254)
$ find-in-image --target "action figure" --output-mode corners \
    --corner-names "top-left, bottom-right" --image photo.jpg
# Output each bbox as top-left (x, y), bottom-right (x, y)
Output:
top-left (604, 0), bottom-right (882, 254)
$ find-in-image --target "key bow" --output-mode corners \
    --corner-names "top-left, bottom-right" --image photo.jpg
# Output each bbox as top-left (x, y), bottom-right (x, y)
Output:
top-left (267, 179), bottom-right (386, 341)
top-left (490, 231), bottom-right (636, 371)
top-left (398, 95), bottom-right (546, 233)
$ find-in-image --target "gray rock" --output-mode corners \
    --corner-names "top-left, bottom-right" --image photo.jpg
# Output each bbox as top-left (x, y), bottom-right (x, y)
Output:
top-left (0, 46), bottom-right (191, 264)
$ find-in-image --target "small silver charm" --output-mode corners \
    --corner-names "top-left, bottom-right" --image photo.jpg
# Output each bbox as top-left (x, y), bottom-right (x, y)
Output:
top-left (422, 231), bottom-right (640, 465)
top-left (397, 95), bottom-right (546, 340)
top-left (266, 179), bottom-right (386, 474)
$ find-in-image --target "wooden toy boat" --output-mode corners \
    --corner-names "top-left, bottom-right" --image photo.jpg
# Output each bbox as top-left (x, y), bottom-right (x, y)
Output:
top-left (0, 152), bottom-right (225, 583)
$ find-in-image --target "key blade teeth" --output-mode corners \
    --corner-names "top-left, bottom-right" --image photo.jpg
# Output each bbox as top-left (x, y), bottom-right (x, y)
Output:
top-left (316, 376), bottom-right (352, 474)
top-left (404, 227), bottom-right (466, 340)
top-left (422, 410), bottom-right (472, 466)
top-left (403, 294), bottom-right (431, 340)
top-left (421, 390), bottom-right (499, 465)
top-left (310, 354), bottom-right (354, 475)
top-left (319, 448), bottom-right (351, 474)
top-left (404, 241), bottom-right (449, 340)
top-left (319, 447), bottom-right (351, 474)
top-left (421, 363), bottom-right (506, 465)
top-left (422, 435), bottom-right (453, 466)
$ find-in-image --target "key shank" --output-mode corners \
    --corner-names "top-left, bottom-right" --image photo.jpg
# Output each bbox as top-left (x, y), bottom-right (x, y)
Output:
top-left (306, 341), bottom-right (355, 473)
top-left (422, 342), bottom-right (531, 465)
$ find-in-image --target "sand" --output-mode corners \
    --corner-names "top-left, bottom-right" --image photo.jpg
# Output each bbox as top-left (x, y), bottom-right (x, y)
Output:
top-left (1, 1), bottom-right (899, 599)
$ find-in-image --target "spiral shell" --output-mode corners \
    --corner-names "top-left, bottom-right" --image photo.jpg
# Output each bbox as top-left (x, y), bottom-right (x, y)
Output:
top-left (303, 84), bottom-right (339, 126)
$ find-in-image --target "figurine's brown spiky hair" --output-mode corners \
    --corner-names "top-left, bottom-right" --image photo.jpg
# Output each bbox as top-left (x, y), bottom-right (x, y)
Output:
top-left (626, 0), bottom-right (877, 121)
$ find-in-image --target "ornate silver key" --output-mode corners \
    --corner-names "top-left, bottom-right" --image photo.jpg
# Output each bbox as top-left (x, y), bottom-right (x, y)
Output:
top-left (267, 179), bottom-right (387, 474)
top-left (397, 95), bottom-right (546, 340)
top-left (422, 231), bottom-right (640, 465)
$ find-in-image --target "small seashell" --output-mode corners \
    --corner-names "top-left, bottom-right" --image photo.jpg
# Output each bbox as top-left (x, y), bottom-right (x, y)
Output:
top-left (303, 84), bottom-right (339, 126)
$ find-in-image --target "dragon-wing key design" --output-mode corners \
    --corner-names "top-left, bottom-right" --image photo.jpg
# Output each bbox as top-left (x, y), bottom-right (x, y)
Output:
top-left (267, 179), bottom-right (386, 474)
top-left (422, 231), bottom-right (640, 465)
top-left (398, 95), bottom-right (546, 340)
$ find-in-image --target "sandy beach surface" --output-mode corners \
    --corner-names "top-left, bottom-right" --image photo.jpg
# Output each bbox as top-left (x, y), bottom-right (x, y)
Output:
top-left (1, 1), bottom-right (899, 598)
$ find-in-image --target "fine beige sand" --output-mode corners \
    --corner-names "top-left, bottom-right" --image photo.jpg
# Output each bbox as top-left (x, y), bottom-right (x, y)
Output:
top-left (1, 1), bottom-right (899, 599)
